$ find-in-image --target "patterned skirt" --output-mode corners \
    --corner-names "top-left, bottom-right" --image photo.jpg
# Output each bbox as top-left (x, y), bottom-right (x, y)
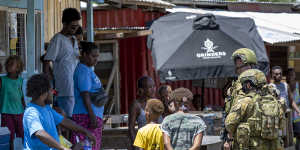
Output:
top-left (70, 114), bottom-right (103, 150)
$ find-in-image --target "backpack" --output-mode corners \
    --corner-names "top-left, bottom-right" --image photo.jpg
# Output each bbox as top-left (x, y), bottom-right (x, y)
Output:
top-left (247, 94), bottom-right (284, 140)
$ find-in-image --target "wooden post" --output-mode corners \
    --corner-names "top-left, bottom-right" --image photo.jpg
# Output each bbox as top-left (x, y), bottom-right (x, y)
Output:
top-left (105, 40), bottom-right (121, 115)
top-left (105, 62), bottom-right (116, 94)
top-left (95, 40), bottom-right (121, 115)
top-left (114, 41), bottom-right (121, 115)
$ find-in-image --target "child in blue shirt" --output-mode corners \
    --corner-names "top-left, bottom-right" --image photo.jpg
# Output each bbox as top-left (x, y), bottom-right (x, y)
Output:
top-left (23, 74), bottom-right (96, 150)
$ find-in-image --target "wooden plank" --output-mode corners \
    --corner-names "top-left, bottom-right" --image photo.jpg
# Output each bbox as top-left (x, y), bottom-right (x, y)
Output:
top-left (105, 62), bottom-right (117, 94)
top-left (76, 0), bottom-right (79, 10)
top-left (61, 0), bottom-right (65, 30)
top-left (54, 0), bottom-right (58, 34)
top-left (65, 0), bottom-right (68, 12)
top-left (77, 0), bottom-right (81, 11)
top-left (70, 0), bottom-right (73, 8)
top-left (68, 0), bottom-right (71, 8)
top-left (44, 0), bottom-right (48, 42)
top-left (57, 0), bottom-right (61, 32)
top-left (134, 29), bottom-right (152, 36)
top-left (58, 0), bottom-right (62, 32)
top-left (114, 41), bottom-right (121, 115)
top-left (75, 0), bottom-right (79, 9)
top-left (95, 30), bottom-right (152, 40)
top-left (50, 0), bottom-right (55, 40)
top-left (68, 0), bottom-right (72, 8)
top-left (48, 0), bottom-right (53, 42)
top-left (58, 0), bottom-right (61, 32)
top-left (64, 0), bottom-right (68, 8)
top-left (95, 33), bottom-right (125, 40)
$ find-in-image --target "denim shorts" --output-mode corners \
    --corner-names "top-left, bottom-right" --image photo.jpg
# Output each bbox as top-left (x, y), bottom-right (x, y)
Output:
top-left (56, 96), bottom-right (75, 117)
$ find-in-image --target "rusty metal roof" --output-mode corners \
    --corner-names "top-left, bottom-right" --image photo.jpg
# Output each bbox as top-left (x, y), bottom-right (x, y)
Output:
top-left (106, 0), bottom-right (175, 8)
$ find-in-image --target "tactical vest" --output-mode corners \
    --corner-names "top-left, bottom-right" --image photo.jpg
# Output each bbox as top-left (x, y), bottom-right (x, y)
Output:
top-left (247, 94), bottom-right (284, 140)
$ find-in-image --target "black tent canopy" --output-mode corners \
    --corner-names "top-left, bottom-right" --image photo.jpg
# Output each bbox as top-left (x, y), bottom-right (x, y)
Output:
top-left (147, 12), bottom-right (269, 82)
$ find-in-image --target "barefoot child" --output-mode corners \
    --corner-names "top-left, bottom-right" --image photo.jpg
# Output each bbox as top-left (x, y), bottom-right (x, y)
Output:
top-left (0, 56), bottom-right (25, 150)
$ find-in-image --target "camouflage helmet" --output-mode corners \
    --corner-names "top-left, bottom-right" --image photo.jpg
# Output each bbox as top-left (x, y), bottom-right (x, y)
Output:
top-left (238, 69), bottom-right (267, 87)
top-left (232, 48), bottom-right (257, 65)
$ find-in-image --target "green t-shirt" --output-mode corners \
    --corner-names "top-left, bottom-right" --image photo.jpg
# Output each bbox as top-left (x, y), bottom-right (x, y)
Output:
top-left (0, 76), bottom-right (24, 114)
top-left (161, 112), bottom-right (207, 150)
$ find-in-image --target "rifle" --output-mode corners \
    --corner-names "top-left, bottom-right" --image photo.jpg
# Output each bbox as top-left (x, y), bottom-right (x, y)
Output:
top-left (221, 107), bottom-right (229, 141)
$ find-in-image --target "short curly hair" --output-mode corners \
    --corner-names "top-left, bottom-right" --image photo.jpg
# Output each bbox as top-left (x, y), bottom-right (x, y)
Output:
top-left (62, 8), bottom-right (81, 24)
top-left (80, 42), bottom-right (98, 55)
top-left (26, 74), bottom-right (51, 99)
top-left (145, 99), bottom-right (164, 116)
top-left (170, 87), bottom-right (193, 102)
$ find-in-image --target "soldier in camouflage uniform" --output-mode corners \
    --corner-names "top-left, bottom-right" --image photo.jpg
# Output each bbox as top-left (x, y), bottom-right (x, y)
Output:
top-left (225, 48), bottom-right (258, 114)
top-left (225, 69), bottom-right (285, 150)
top-left (223, 48), bottom-right (258, 149)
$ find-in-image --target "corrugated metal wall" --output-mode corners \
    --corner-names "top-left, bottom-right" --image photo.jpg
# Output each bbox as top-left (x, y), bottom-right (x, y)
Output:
top-left (82, 8), bottom-right (224, 114)
top-left (82, 8), bottom-right (163, 28)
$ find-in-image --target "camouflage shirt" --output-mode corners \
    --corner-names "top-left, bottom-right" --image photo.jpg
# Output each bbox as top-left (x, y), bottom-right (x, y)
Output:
top-left (161, 112), bottom-right (206, 150)
top-left (225, 92), bottom-right (256, 134)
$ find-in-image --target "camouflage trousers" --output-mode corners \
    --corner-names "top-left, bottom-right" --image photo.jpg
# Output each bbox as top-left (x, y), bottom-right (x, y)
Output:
top-left (232, 137), bottom-right (284, 150)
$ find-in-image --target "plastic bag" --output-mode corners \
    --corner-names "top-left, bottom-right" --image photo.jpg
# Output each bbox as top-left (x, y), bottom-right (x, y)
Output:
top-left (59, 135), bottom-right (72, 148)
